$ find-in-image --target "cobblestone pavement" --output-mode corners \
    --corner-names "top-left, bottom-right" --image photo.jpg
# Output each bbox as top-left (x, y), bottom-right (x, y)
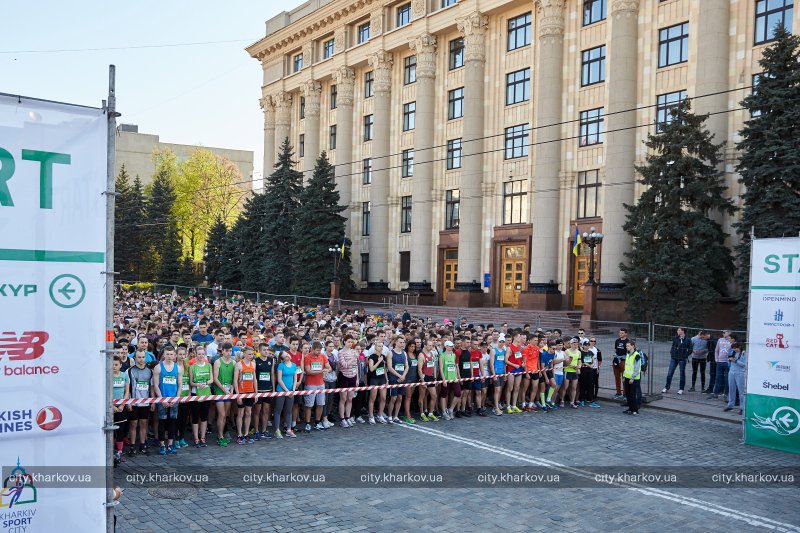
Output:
top-left (115, 402), bottom-right (800, 533)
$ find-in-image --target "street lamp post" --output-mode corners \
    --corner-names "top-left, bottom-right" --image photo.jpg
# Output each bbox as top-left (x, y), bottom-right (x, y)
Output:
top-left (327, 246), bottom-right (341, 281)
top-left (327, 245), bottom-right (343, 308)
top-left (580, 227), bottom-right (604, 330)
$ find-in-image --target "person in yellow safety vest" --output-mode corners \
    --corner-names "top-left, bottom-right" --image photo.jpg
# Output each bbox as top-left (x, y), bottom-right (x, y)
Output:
top-left (622, 340), bottom-right (643, 416)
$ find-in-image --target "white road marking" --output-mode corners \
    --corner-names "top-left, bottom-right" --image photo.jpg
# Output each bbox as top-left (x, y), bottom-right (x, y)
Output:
top-left (399, 422), bottom-right (800, 533)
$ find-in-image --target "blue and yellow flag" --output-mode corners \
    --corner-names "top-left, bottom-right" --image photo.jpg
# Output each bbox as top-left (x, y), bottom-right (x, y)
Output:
top-left (572, 226), bottom-right (582, 256)
top-left (340, 239), bottom-right (346, 259)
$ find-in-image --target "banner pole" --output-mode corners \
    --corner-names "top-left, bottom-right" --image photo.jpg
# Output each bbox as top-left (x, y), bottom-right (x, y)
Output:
top-left (105, 64), bottom-right (118, 533)
top-left (743, 227), bottom-right (755, 445)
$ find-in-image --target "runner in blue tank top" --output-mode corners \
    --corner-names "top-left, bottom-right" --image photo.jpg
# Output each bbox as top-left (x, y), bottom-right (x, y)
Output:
top-left (153, 345), bottom-right (182, 455)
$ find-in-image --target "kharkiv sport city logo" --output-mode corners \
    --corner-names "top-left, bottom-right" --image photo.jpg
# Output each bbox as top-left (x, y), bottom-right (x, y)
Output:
top-left (751, 407), bottom-right (800, 436)
top-left (0, 458), bottom-right (39, 532)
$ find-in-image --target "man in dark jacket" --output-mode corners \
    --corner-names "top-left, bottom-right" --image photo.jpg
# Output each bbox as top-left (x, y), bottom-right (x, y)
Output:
top-left (662, 327), bottom-right (691, 395)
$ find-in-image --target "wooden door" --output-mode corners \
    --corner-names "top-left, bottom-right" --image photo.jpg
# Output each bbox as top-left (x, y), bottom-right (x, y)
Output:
top-left (572, 251), bottom-right (589, 309)
top-left (500, 244), bottom-right (526, 308)
top-left (442, 249), bottom-right (458, 304)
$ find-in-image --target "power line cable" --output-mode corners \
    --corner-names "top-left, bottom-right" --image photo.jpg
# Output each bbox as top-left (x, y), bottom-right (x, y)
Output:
top-left (0, 39), bottom-right (260, 54)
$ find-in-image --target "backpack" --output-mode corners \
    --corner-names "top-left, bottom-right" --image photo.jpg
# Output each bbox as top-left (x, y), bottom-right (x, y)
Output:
top-left (638, 351), bottom-right (649, 373)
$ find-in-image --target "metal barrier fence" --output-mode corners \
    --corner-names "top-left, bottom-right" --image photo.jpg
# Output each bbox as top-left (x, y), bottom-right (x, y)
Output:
top-left (116, 281), bottom-right (746, 403)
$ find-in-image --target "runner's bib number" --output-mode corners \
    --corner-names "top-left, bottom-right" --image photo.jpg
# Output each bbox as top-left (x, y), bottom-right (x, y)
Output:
top-left (496, 355), bottom-right (504, 361)
top-left (113, 378), bottom-right (125, 388)
top-left (162, 376), bottom-right (177, 386)
top-left (375, 367), bottom-right (385, 376)
top-left (447, 364), bottom-right (456, 374)
top-left (462, 362), bottom-right (471, 370)
top-left (395, 364), bottom-right (405, 372)
top-left (410, 360), bottom-right (418, 367)
top-left (426, 361), bottom-right (435, 368)
top-left (242, 371), bottom-right (254, 381)
top-left (136, 380), bottom-right (149, 392)
top-left (472, 362), bottom-right (479, 369)
top-left (311, 362), bottom-right (323, 371)
top-left (181, 383), bottom-right (190, 392)
top-left (259, 372), bottom-right (271, 382)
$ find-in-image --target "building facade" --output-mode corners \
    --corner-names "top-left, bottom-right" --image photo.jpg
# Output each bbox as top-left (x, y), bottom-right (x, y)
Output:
top-left (115, 124), bottom-right (254, 190)
top-left (247, 0), bottom-right (795, 314)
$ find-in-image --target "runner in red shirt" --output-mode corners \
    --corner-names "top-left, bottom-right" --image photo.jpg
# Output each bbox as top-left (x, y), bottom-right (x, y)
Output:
top-left (506, 333), bottom-right (525, 413)
top-left (522, 335), bottom-right (542, 412)
top-left (468, 339), bottom-right (485, 416)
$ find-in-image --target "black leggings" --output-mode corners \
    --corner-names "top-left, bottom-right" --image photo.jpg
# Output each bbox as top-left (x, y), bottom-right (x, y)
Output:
top-left (191, 401), bottom-right (210, 423)
top-left (176, 403), bottom-right (191, 439)
top-left (579, 369), bottom-right (595, 402)
top-left (158, 418), bottom-right (176, 442)
top-left (352, 389), bottom-right (365, 417)
top-left (691, 359), bottom-right (706, 389)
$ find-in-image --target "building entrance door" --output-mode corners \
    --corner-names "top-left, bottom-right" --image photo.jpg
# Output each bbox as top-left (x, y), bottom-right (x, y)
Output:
top-left (442, 249), bottom-right (458, 304)
top-left (500, 244), bottom-right (526, 308)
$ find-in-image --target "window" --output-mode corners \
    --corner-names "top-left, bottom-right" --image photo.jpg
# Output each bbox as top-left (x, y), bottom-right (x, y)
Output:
top-left (363, 114), bottom-right (374, 141)
top-left (399, 251), bottom-right (411, 282)
top-left (503, 180), bottom-right (527, 225)
top-left (655, 90), bottom-right (687, 132)
top-left (402, 101), bottom-right (416, 131)
top-left (362, 158), bottom-right (372, 184)
top-left (404, 56), bottom-right (417, 85)
top-left (358, 22), bottom-right (371, 44)
top-left (299, 96), bottom-right (305, 119)
top-left (401, 149), bottom-right (414, 178)
top-left (361, 253), bottom-right (369, 281)
top-left (329, 125), bottom-right (337, 150)
top-left (449, 38), bottom-right (465, 69)
top-left (583, 0), bottom-right (606, 26)
top-left (397, 3), bottom-right (411, 28)
top-left (448, 87), bottom-right (464, 120)
top-left (442, 0), bottom-right (458, 7)
top-left (293, 53), bottom-right (303, 72)
top-left (364, 71), bottom-right (374, 98)
top-left (504, 124), bottom-right (530, 159)
top-left (579, 107), bottom-right (605, 146)
top-left (445, 189), bottom-right (460, 229)
top-left (658, 22), bottom-right (689, 68)
top-left (581, 45), bottom-right (606, 86)
top-left (299, 134), bottom-right (305, 157)
top-left (446, 138), bottom-right (462, 169)
top-left (755, 0), bottom-right (793, 45)
top-left (507, 12), bottom-right (532, 51)
top-left (506, 68), bottom-right (531, 105)
top-left (330, 84), bottom-right (337, 109)
top-left (362, 203), bottom-right (371, 236)
top-left (323, 39), bottom-right (335, 59)
top-left (401, 196), bottom-right (412, 233)
top-left (576, 170), bottom-right (600, 219)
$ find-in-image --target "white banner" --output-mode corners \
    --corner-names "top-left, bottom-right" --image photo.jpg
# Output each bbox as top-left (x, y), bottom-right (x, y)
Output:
top-left (745, 237), bottom-right (800, 453)
top-left (0, 95), bottom-right (107, 530)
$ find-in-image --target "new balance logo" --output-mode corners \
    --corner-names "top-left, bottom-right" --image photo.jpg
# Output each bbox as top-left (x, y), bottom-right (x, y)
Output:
top-left (0, 331), bottom-right (49, 360)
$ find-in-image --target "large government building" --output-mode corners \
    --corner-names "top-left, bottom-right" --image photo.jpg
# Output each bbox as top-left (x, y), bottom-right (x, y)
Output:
top-left (246, 0), bottom-right (794, 315)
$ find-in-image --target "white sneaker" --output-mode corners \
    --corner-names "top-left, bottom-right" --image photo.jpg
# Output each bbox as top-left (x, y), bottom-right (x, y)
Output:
top-left (661, 388), bottom-right (668, 393)
top-left (291, 421), bottom-right (296, 428)
top-left (315, 422), bottom-right (326, 431)
top-left (324, 419), bottom-right (334, 429)
top-left (340, 419), bottom-right (349, 428)
top-left (393, 417), bottom-right (401, 423)
top-left (348, 417), bottom-right (356, 425)
top-left (678, 390), bottom-right (684, 395)
top-left (387, 417), bottom-right (395, 424)
top-left (368, 416), bottom-right (376, 425)
top-left (377, 415), bottom-right (387, 424)
top-left (355, 416), bottom-right (366, 424)
top-left (521, 402), bottom-right (528, 408)
top-left (267, 420), bottom-right (273, 427)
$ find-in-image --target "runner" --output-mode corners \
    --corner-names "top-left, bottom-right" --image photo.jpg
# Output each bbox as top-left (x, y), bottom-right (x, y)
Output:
top-left (438, 340), bottom-right (461, 420)
top-left (188, 345), bottom-right (212, 448)
top-left (552, 339), bottom-right (567, 407)
top-left (467, 338), bottom-right (483, 416)
top-left (274, 351), bottom-right (299, 438)
top-left (623, 339), bottom-right (643, 415)
top-left (418, 339), bottom-right (439, 421)
top-left (506, 332), bottom-right (524, 413)
top-left (174, 346), bottom-right (191, 448)
top-left (233, 346), bottom-right (257, 444)
top-left (112, 355), bottom-right (130, 465)
top-left (288, 338), bottom-right (305, 430)
top-left (337, 335), bottom-right (359, 427)
top-left (477, 340), bottom-right (491, 416)
top-left (212, 342), bottom-right (235, 447)
top-left (456, 340), bottom-right (473, 418)
top-left (521, 335), bottom-right (542, 412)
top-left (386, 336), bottom-right (409, 424)
top-left (303, 341), bottom-right (332, 432)
top-left (254, 342), bottom-right (276, 440)
top-left (152, 345), bottom-right (181, 455)
top-left (401, 337), bottom-right (418, 423)
top-left (367, 339), bottom-right (388, 424)
top-left (490, 336), bottom-right (507, 416)
top-left (578, 340), bottom-right (596, 407)
top-left (564, 338), bottom-right (582, 408)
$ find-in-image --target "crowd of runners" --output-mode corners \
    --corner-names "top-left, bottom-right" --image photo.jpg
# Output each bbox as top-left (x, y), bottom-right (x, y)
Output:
top-left (110, 289), bottom-right (649, 463)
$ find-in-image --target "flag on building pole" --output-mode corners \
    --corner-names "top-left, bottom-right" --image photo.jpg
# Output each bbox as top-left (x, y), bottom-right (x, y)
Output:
top-left (572, 226), bottom-right (582, 256)
top-left (340, 239), bottom-right (346, 259)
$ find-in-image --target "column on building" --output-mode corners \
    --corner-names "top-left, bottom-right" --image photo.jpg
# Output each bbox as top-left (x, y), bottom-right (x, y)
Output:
top-left (367, 50), bottom-right (393, 289)
top-left (273, 90), bottom-right (293, 155)
top-left (260, 95), bottom-right (276, 178)
top-left (527, 0), bottom-right (565, 305)
top-left (408, 32), bottom-right (437, 293)
top-left (451, 11), bottom-right (488, 300)
top-left (600, 0), bottom-right (640, 289)
top-left (694, 0), bottom-right (732, 228)
top-left (302, 80), bottom-right (323, 177)
top-left (334, 66), bottom-right (356, 234)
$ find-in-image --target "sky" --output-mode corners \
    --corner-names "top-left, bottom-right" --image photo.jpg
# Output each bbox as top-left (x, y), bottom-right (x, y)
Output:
top-left (2, 1), bottom-right (294, 188)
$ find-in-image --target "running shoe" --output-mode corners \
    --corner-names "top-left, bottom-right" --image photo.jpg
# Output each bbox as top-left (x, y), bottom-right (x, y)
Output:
top-left (355, 416), bottom-right (366, 424)
top-left (194, 440), bottom-right (202, 449)
top-left (180, 439), bottom-right (188, 448)
top-left (428, 413), bottom-right (440, 421)
top-left (463, 410), bottom-right (472, 418)
top-left (286, 430), bottom-right (297, 438)
top-left (688, 387), bottom-right (696, 392)
top-left (571, 403), bottom-right (578, 409)
top-left (261, 433), bottom-right (272, 440)
top-left (494, 408), bottom-right (502, 416)
top-left (304, 424), bottom-right (312, 433)
top-left (168, 444), bottom-right (177, 454)
top-left (387, 417), bottom-right (395, 424)
top-left (114, 451), bottom-right (122, 463)
top-left (478, 408), bottom-right (488, 417)
top-left (127, 447), bottom-right (137, 458)
top-left (253, 431), bottom-right (261, 441)
top-left (159, 445), bottom-right (167, 455)
top-left (274, 430), bottom-right (283, 439)
top-left (393, 417), bottom-right (401, 423)
top-left (677, 390), bottom-right (683, 395)
top-left (247, 436), bottom-right (255, 444)
top-left (377, 415), bottom-right (388, 424)
top-left (348, 417), bottom-right (356, 426)
top-left (506, 407), bottom-right (514, 414)
top-left (420, 413), bottom-right (430, 422)
top-left (318, 422), bottom-right (330, 430)
top-left (632, 412), bottom-right (639, 416)
top-left (661, 388), bottom-right (668, 394)
top-left (707, 394), bottom-right (719, 400)
top-left (512, 406), bottom-right (523, 413)
top-left (623, 410), bottom-right (632, 415)
top-left (613, 394), bottom-right (623, 400)
top-left (139, 445), bottom-right (148, 456)
top-left (237, 436), bottom-right (246, 445)
top-left (339, 420), bottom-right (349, 428)
top-left (200, 439), bottom-right (208, 447)
top-left (589, 402), bottom-right (601, 408)
top-left (323, 419), bottom-right (334, 429)
top-left (368, 416), bottom-right (376, 425)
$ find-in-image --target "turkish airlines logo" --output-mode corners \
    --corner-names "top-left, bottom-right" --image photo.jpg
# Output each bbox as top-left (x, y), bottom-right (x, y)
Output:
top-left (36, 406), bottom-right (62, 431)
top-left (0, 331), bottom-right (49, 360)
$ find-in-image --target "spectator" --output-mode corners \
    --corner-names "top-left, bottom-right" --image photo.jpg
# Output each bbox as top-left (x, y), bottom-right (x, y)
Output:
top-left (708, 330), bottom-right (732, 400)
top-left (663, 327), bottom-right (691, 395)
top-left (724, 342), bottom-right (746, 416)
top-left (689, 330), bottom-right (710, 392)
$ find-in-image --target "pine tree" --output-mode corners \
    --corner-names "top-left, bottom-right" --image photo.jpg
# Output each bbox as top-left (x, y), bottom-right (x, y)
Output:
top-left (292, 152), bottom-right (353, 297)
top-left (620, 100), bottom-right (735, 325)
top-left (218, 217), bottom-right (245, 288)
top-left (260, 139), bottom-right (303, 294)
top-left (114, 165), bottom-right (133, 278)
top-left (203, 215), bottom-right (228, 284)
top-left (128, 176), bottom-right (147, 279)
top-left (157, 221), bottom-right (182, 285)
top-left (178, 256), bottom-right (198, 287)
top-left (734, 26), bottom-right (800, 318)
top-left (144, 162), bottom-right (178, 281)
top-left (237, 192), bottom-right (270, 291)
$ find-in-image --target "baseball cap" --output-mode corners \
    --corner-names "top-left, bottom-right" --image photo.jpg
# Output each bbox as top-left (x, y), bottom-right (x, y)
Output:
top-left (444, 340), bottom-right (454, 347)
top-left (498, 334), bottom-right (506, 342)
top-left (581, 339), bottom-right (590, 346)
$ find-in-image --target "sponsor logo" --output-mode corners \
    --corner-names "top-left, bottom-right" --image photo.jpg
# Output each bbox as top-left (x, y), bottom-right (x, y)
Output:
top-left (751, 406), bottom-right (800, 436)
top-left (761, 294), bottom-right (797, 303)
top-left (763, 308), bottom-right (796, 328)
top-left (0, 407), bottom-right (62, 434)
top-left (762, 380), bottom-right (790, 391)
top-left (766, 361), bottom-right (791, 373)
top-left (0, 458), bottom-right (37, 513)
top-left (0, 331), bottom-right (60, 376)
top-left (765, 333), bottom-right (789, 349)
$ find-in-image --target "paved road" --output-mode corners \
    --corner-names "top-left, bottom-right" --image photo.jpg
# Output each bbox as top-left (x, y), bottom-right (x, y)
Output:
top-left (115, 402), bottom-right (800, 533)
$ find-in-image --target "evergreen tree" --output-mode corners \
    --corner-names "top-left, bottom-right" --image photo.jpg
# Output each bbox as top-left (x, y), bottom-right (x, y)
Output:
top-left (238, 192), bottom-right (270, 292)
top-left (113, 165), bottom-right (133, 278)
top-left (260, 139), bottom-right (303, 294)
top-left (734, 26), bottom-right (800, 318)
top-left (144, 162), bottom-right (178, 281)
top-left (178, 256), bottom-right (198, 287)
top-left (218, 217), bottom-right (245, 288)
top-left (292, 152), bottom-right (353, 297)
top-left (203, 215), bottom-right (228, 284)
top-left (620, 100), bottom-right (735, 325)
top-left (157, 221), bottom-right (182, 285)
top-left (128, 176), bottom-right (147, 279)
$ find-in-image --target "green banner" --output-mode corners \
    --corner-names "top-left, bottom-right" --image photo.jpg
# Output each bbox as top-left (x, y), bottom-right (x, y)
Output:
top-left (745, 394), bottom-right (800, 454)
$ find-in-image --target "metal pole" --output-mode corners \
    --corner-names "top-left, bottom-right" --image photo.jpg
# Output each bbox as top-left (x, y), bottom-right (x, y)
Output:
top-left (647, 322), bottom-right (654, 396)
top-left (104, 64), bottom-right (118, 533)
